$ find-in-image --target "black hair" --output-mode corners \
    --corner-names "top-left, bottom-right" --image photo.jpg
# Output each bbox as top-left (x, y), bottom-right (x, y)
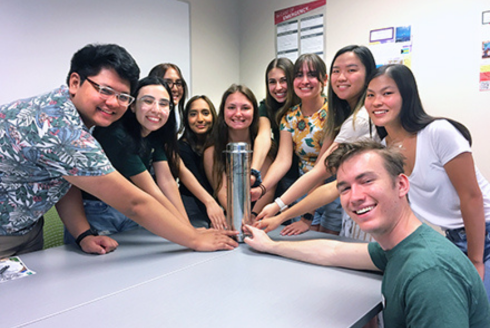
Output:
top-left (324, 45), bottom-right (376, 140)
top-left (148, 63), bottom-right (188, 134)
top-left (264, 57), bottom-right (301, 128)
top-left (181, 95), bottom-right (217, 155)
top-left (369, 64), bottom-right (472, 144)
top-left (67, 44), bottom-right (140, 92)
top-left (119, 76), bottom-right (180, 177)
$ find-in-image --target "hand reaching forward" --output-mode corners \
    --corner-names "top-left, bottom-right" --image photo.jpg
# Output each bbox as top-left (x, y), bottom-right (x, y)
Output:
top-left (280, 218), bottom-right (311, 236)
top-left (205, 200), bottom-right (227, 230)
top-left (243, 224), bottom-right (275, 253)
top-left (194, 229), bottom-right (239, 251)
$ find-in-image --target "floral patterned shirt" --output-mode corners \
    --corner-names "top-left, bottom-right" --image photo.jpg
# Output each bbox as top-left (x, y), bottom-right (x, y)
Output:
top-left (280, 97), bottom-right (327, 173)
top-left (0, 86), bottom-right (114, 235)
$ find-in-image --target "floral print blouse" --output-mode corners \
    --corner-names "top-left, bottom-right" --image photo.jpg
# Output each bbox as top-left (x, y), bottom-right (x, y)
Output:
top-left (280, 97), bottom-right (328, 173)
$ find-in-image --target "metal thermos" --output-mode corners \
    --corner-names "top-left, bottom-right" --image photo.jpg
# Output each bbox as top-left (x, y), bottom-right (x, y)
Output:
top-left (225, 142), bottom-right (252, 242)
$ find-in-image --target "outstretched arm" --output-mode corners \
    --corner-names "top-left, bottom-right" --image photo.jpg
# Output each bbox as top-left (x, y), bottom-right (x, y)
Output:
top-left (244, 225), bottom-right (378, 271)
top-left (255, 182), bottom-right (339, 232)
top-left (203, 146), bottom-right (228, 212)
top-left (250, 117), bottom-right (272, 185)
top-left (129, 168), bottom-right (188, 225)
top-left (255, 142), bottom-right (339, 221)
top-left (64, 172), bottom-right (238, 251)
top-left (251, 130), bottom-right (293, 202)
top-left (178, 159), bottom-right (226, 230)
top-left (153, 161), bottom-right (191, 224)
top-left (278, 141), bottom-right (338, 207)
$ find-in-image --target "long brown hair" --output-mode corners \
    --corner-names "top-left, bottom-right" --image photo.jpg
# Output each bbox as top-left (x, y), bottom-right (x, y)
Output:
top-left (205, 84), bottom-right (259, 195)
top-left (264, 58), bottom-right (300, 128)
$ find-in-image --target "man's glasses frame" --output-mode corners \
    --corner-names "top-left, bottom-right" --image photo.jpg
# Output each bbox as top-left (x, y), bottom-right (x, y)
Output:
top-left (85, 77), bottom-right (135, 107)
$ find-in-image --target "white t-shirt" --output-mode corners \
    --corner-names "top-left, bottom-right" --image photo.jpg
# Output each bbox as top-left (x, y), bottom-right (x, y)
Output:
top-left (334, 107), bottom-right (379, 143)
top-left (336, 107), bottom-right (379, 242)
top-left (408, 119), bottom-right (490, 230)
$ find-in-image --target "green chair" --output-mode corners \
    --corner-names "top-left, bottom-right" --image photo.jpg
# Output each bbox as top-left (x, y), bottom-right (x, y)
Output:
top-left (42, 207), bottom-right (65, 249)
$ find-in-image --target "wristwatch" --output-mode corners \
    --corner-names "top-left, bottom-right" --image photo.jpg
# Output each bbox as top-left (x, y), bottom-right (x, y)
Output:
top-left (75, 228), bottom-right (99, 247)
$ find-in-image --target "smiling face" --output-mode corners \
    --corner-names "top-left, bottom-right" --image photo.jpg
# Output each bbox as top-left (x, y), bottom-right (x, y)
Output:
top-left (69, 68), bottom-right (131, 128)
top-left (131, 84), bottom-right (171, 137)
top-left (267, 67), bottom-right (288, 103)
top-left (188, 98), bottom-right (213, 135)
top-left (365, 74), bottom-right (403, 129)
top-left (330, 51), bottom-right (367, 108)
top-left (293, 62), bottom-right (326, 101)
top-left (163, 67), bottom-right (184, 106)
top-left (224, 91), bottom-right (254, 131)
top-left (336, 151), bottom-right (407, 236)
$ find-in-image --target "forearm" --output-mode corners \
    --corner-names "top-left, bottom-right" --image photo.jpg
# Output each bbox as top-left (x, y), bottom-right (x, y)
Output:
top-left (460, 195), bottom-right (486, 268)
top-left (162, 181), bottom-right (190, 224)
top-left (267, 239), bottom-right (376, 270)
top-left (277, 182), bottom-right (339, 224)
top-left (55, 186), bottom-right (91, 238)
top-left (261, 160), bottom-right (291, 192)
top-left (125, 194), bottom-right (200, 248)
top-left (179, 166), bottom-right (217, 208)
top-left (280, 165), bottom-right (329, 205)
top-left (251, 135), bottom-right (271, 172)
top-left (251, 117), bottom-right (272, 171)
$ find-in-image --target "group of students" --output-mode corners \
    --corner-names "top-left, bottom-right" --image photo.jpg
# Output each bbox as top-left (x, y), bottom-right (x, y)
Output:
top-left (1, 42), bottom-right (490, 326)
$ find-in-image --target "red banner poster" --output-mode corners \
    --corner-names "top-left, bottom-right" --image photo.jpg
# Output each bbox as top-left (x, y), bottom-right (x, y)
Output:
top-left (274, 0), bottom-right (326, 25)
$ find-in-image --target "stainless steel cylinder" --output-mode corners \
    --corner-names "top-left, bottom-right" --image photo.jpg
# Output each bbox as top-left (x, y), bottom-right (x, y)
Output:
top-left (224, 142), bottom-right (252, 242)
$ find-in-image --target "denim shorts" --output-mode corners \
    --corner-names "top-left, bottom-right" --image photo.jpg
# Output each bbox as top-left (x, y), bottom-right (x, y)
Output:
top-left (64, 200), bottom-right (140, 244)
top-left (445, 221), bottom-right (490, 302)
top-left (311, 175), bottom-right (343, 232)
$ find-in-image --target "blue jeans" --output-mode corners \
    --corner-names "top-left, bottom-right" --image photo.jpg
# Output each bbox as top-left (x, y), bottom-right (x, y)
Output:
top-left (64, 200), bottom-right (140, 244)
top-left (446, 221), bottom-right (490, 303)
top-left (310, 175), bottom-right (343, 232)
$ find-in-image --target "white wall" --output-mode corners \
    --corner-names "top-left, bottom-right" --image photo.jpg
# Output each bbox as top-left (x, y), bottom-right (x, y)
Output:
top-left (185, 0), bottom-right (241, 106)
top-left (1, 0), bottom-right (488, 176)
top-left (0, 0), bottom-right (190, 104)
top-left (236, 0), bottom-right (490, 178)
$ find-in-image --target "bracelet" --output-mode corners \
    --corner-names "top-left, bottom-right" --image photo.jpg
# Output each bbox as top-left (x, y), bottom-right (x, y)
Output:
top-left (302, 213), bottom-right (314, 221)
top-left (274, 197), bottom-right (288, 212)
top-left (258, 183), bottom-right (267, 198)
top-left (250, 169), bottom-right (262, 188)
top-left (75, 228), bottom-right (99, 247)
top-left (251, 211), bottom-right (258, 217)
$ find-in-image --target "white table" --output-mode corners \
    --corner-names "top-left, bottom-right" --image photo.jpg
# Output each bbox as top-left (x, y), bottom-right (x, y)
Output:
top-left (1, 228), bottom-right (382, 328)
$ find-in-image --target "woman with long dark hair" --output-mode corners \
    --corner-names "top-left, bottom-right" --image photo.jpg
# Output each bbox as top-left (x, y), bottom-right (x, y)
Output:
top-left (365, 64), bottom-right (490, 300)
top-left (203, 84), bottom-right (274, 220)
top-left (178, 95), bottom-right (224, 228)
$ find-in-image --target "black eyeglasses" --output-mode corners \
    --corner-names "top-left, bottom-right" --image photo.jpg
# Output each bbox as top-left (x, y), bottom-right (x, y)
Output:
top-left (163, 79), bottom-right (184, 89)
top-left (85, 77), bottom-right (135, 107)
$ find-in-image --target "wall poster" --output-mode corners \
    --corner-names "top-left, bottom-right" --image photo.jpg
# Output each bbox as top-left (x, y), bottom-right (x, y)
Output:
top-left (368, 25), bottom-right (412, 68)
top-left (275, 0), bottom-right (326, 62)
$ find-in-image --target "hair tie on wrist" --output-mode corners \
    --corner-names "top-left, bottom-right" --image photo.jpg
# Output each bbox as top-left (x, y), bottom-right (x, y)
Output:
top-left (251, 169), bottom-right (262, 187)
top-left (258, 183), bottom-right (267, 198)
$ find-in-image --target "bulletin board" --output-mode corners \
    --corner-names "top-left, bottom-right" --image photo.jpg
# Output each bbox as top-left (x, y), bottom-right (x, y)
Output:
top-left (274, 0), bottom-right (326, 62)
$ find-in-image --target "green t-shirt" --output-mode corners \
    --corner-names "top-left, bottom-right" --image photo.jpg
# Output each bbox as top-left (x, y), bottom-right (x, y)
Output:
top-left (83, 123), bottom-right (167, 201)
top-left (369, 224), bottom-right (490, 327)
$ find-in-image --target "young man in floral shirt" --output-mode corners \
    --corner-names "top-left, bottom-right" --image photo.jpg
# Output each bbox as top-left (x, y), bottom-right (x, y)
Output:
top-left (0, 44), bottom-right (238, 257)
